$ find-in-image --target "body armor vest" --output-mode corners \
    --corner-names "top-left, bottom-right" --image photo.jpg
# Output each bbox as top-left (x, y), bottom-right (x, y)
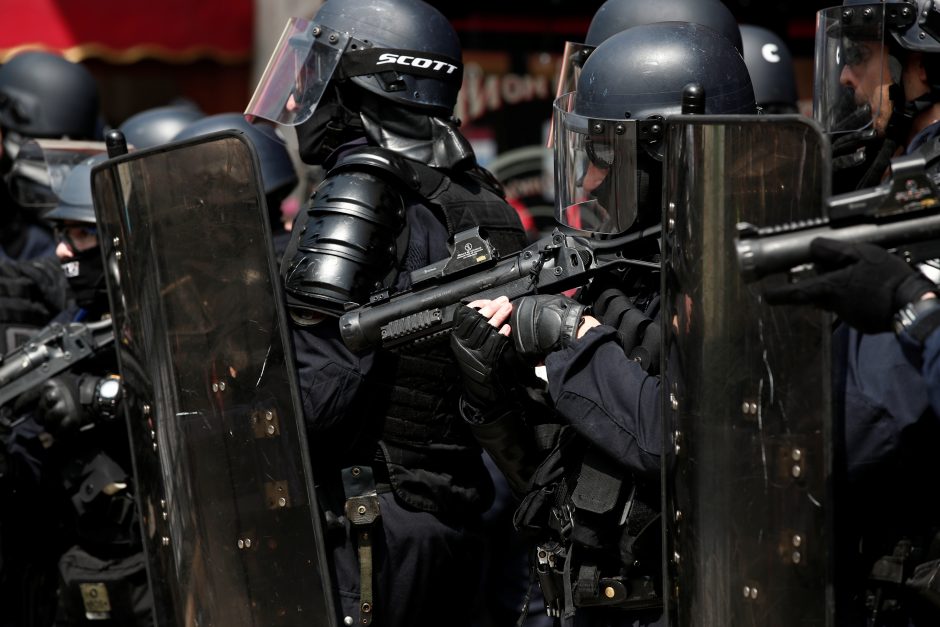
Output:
top-left (297, 145), bottom-right (528, 516)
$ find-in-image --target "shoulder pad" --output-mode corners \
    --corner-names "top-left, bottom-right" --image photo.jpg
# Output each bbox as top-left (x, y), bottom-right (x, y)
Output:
top-left (327, 146), bottom-right (421, 192)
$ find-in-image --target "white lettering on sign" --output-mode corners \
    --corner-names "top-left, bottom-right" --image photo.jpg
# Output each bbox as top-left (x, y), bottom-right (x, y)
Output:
top-left (761, 43), bottom-right (781, 64)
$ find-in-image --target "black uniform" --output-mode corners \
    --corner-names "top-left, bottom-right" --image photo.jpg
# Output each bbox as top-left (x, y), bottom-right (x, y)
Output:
top-left (291, 141), bottom-right (527, 626)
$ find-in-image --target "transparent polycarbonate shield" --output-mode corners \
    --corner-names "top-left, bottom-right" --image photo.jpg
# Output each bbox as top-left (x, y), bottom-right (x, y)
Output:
top-left (9, 139), bottom-right (107, 208)
top-left (814, 4), bottom-right (887, 135)
top-left (553, 92), bottom-right (639, 234)
top-left (245, 17), bottom-right (349, 126)
top-left (661, 116), bottom-right (833, 627)
top-left (91, 131), bottom-right (335, 627)
top-left (546, 42), bottom-right (595, 147)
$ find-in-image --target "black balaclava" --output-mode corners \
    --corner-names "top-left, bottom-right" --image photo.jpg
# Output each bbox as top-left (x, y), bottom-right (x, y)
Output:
top-left (357, 91), bottom-right (475, 170)
top-left (62, 246), bottom-right (108, 315)
top-left (295, 82), bottom-right (365, 166)
top-left (296, 81), bottom-right (475, 170)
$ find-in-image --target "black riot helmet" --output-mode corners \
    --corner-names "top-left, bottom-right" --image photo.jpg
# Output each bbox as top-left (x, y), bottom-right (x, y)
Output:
top-left (0, 51), bottom-right (99, 140)
top-left (246, 0), bottom-right (463, 127)
top-left (585, 0), bottom-right (742, 50)
top-left (551, 0), bottom-right (742, 140)
top-left (740, 24), bottom-right (799, 113)
top-left (816, 0), bottom-right (940, 137)
top-left (119, 104), bottom-right (205, 150)
top-left (44, 153), bottom-right (107, 225)
top-left (815, 0), bottom-right (940, 190)
top-left (554, 22), bottom-right (756, 235)
top-left (173, 114), bottom-right (298, 205)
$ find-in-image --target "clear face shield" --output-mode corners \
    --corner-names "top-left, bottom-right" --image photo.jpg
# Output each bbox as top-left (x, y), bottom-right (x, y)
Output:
top-left (7, 139), bottom-right (107, 208)
top-left (814, 4), bottom-right (888, 136)
top-left (547, 42), bottom-right (595, 147)
top-left (245, 17), bottom-right (351, 127)
top-left (553, 93), bottom-right (641, 235)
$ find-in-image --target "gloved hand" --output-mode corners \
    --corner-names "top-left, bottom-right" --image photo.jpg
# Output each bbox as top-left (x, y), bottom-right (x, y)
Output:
top-left (37, 373), bottom-right (91, 436)
top-left (450, 296), bottom-right (514, 408)
top-left (510, 294), bottom-right (587, 360)
top-left (764, 238), bottom-right (937, 333)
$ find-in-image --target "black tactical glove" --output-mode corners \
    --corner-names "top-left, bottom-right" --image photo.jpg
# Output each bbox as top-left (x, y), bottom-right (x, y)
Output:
top-left (510, 294), bottom-right (586, 360)
top-left (764, 238), bottom-right (937, 333)
top-left (450, 305), bottom-right (514, 408)
top-left (37, 373), bottom-right (95, 436)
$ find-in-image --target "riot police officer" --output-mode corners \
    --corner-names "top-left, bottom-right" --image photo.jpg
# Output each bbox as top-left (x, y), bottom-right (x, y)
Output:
top-left (0, 51), bottom-right (100, 262)
top-left (764, 1), bottom-right (940, 623)
top-left (818, 0), bottom-right (940, 190)
top-left (0, 52), bottom-right (101, 357)
top-left (453, 21), bottom-right (756, 627)
top-left (1, 154), bottom-right (153, 627)
top-left (244, 1), bottom-right (528, 625)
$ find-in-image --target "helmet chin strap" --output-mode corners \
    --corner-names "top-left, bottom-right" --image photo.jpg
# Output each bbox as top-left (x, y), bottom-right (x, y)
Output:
top-left (853, 54), bottom-right (940, 190)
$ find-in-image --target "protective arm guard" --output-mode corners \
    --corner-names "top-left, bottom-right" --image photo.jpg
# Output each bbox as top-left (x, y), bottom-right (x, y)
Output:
top-left (281, 148), bottom-right (413, 319)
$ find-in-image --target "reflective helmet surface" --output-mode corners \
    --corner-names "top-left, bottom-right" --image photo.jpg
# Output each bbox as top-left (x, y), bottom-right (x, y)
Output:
top-left (575, 22), bottom-right (755, 120)
top-left (840, 0), bottom-right (940, 52)
top-left (739, 24), bottom-right (799, 111)
top-left (0, 51), bottom-right (100, 139)
top-left (246, 0), bottom-right (463, 127)
top-left (44, 153), bottom-right (108, 224)
top-left (173, 114), bottom-right (298, 199)
top-left (313, 0), bottom-right (462, 112)
top-left (813, 0), bottom-right (940, 135)
top-left (554, 22), bottom-right (756, 235)
top-left (119, 104), bottom-right (205, 150)
top-left (585, 0), bottom-right (743, 52)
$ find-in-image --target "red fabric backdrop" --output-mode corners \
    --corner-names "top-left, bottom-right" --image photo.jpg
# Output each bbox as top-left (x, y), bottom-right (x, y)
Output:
top-left (0, 0), bottom-right (253, 63)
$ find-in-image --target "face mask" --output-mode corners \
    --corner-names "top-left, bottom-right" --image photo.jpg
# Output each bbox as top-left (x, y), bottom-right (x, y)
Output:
top-left (295, 85), bottom-right (364, 165)
top-left (62, 247), bottom-right (108, 312)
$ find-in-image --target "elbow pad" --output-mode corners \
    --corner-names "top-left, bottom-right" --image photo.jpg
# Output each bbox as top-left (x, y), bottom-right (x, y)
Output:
top-left (282, 168), bottom-right (407, 318)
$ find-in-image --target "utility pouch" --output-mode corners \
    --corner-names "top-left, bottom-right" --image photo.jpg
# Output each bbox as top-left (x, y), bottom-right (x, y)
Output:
top-left (57, 545), bottom-right (151, 624)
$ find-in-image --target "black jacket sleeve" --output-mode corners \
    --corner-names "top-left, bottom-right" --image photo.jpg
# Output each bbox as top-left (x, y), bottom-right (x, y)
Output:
top-left (544, 325), bottom-right (662, 481)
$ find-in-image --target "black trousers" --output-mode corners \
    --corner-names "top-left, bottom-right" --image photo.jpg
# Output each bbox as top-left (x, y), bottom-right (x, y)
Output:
top-left (329, 491), bottom-right (485, 627)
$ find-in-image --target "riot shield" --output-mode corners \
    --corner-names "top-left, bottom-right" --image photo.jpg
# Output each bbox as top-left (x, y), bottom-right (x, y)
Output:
top-left (661, 116), bottom-right (832, 627)
top-left (91, 131), bottom-right (335, 626)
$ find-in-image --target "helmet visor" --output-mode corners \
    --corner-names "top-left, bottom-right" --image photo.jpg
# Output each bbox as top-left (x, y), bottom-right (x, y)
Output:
top-left (245, 18), bottom-right (349, 127)
top-left (553, 93), bottom-right (638, 235)
top-left (814, 5), bottom-right (887, 135)
top-left (547, 42), bottom-right (595, 147)
top-left (8, 139), bottom-right (106, 208)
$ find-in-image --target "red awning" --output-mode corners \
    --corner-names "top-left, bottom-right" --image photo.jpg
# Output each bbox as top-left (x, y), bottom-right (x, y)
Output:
top-left (0, 0), bottom-right (253, 64)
